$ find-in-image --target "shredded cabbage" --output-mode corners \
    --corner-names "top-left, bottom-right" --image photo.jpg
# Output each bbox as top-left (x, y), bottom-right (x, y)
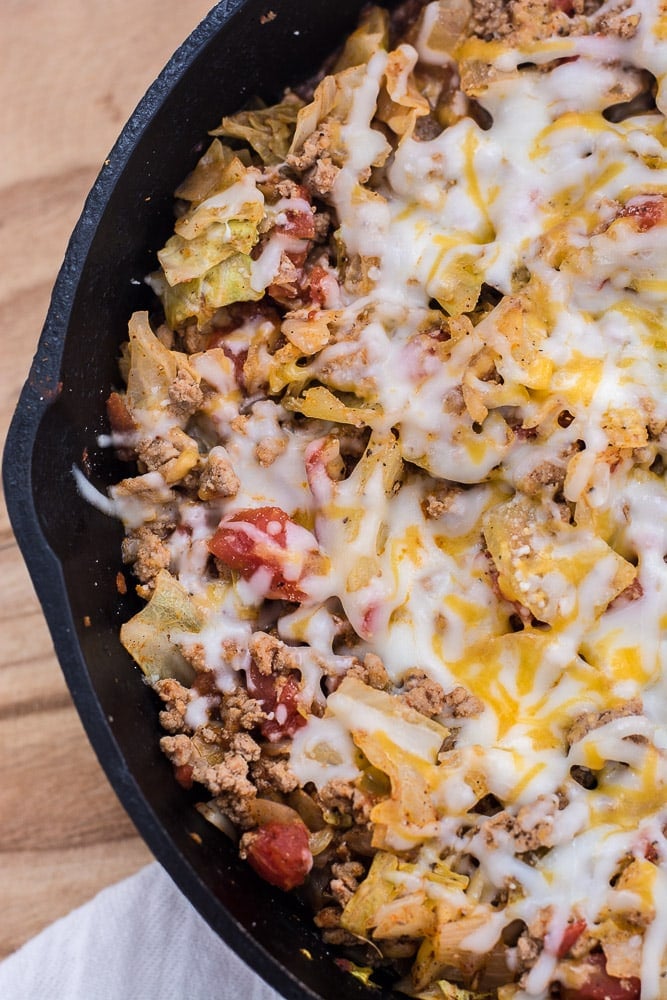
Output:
top-left (120, 570), bottom-right (201, 684)
top-left (211, 100), bottom-right (304, 165)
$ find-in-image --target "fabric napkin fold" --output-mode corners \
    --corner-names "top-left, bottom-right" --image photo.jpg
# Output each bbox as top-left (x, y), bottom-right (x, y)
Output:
top-left (0, 862), bottom-right (281, 1000)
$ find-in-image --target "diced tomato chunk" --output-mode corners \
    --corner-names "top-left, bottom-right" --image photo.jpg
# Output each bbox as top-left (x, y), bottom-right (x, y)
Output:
top-left (244, 820), bottom-right (313, 891)
top-left (273, 185), bottom-right (316, 240)
top-left (557, 919), bottom-right (587, 958)
top-left (248, 664), bottom-right (307, 741)
top-left (306, 264), bottom-right (330, 306)
top-left (560, 953), bottom-right (640, 1000)
top-left (209, 506), bottom-right (318, 601)
top-left (279, 208), bottom-right (316, 240)
top-left (305, 264), bottom-right (341, 308)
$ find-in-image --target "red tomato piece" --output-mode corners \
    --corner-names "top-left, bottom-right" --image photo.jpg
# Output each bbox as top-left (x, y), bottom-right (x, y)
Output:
top-left (305, 264), bottom-right (333, 307)
top-left (280, 208), bottom-right (316, 240)
top-left (557, 919), bottom-right (587, 958)
top-left (244, 820), bottom-right (313, 891)
top-left (286, 249), bottom-right (308, 269)
top-left (561, 953), bottom-right (640, 1000)
top-left (209, 506), bottom-right (317, 601)
top-left (248, 664), bottom-right (307, 741)
top-left (273, 185), bottom-right (316, 240)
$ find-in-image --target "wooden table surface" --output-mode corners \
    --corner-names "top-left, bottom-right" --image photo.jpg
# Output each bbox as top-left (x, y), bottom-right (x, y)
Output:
top-left (0, 0), bottom-right (215, 959)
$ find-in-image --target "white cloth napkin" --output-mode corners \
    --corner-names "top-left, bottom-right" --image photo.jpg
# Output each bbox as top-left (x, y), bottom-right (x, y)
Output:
top-left (0, 862), bottom-right (282, 1000)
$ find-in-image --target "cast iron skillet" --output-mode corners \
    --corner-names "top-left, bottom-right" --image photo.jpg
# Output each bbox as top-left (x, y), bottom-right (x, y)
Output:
top-left (3, 2), bottom-right (398, 997)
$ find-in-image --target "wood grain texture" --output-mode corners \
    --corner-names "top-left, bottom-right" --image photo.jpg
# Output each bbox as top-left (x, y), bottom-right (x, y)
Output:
top-left (0, 0), bottom-right (215, 958)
